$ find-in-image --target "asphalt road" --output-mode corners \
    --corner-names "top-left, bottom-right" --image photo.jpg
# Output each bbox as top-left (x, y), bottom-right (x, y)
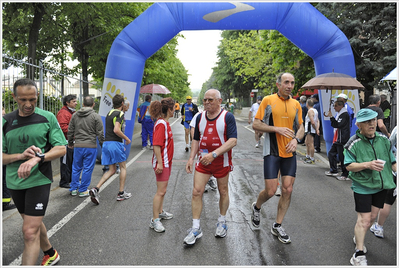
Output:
top-left (2, 110), bottom-right (397, 266)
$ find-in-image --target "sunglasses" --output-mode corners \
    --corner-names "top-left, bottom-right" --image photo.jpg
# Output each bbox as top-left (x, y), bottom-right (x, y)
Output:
top-left (203, 98), bottom-right (215, 103)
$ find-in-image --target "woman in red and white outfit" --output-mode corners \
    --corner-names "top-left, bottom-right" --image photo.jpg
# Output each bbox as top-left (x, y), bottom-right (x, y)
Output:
top-left (148, 97), bottom-right (175, 233)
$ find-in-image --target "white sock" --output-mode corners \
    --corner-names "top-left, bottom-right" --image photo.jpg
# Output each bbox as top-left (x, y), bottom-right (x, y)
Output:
top-left (193, 219), bottom-right (200, 229)
top-left (310, 157), bottom-right (314, 161)
top-left (306, 155), bottom-right (309, 158)
top-left (218, 215), bottom-right (226, 223)
top-left (186, 144), bottom-right (189, 148)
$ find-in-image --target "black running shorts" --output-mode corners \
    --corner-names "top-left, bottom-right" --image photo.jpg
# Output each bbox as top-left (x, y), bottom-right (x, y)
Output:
top-left (9, 184), bottom-right (51, 216)
top-left (263, 155), bottom-right (297, 179)
top-left (353, 190), bottom-right (387, 213)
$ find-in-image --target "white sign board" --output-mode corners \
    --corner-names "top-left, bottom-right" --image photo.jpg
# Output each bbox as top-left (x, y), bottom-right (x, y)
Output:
top-left (320, 89), bottom-right (360, 120)
top-left (99, 78), bottom-right (136, 120)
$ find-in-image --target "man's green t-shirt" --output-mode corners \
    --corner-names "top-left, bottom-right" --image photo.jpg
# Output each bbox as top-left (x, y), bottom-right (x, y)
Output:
top-left (3, 108), bottom-right (67, 190)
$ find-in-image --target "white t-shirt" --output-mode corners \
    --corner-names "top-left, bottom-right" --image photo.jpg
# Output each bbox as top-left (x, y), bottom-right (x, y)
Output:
top-left (305, 107), bottom-right (319, 134)
top-left (250, 102), bottom-right (260, 121)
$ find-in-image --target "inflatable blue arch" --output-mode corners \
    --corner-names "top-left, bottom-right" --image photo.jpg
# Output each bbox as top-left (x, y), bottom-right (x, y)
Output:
top-left (98, 2), bottom-right (358, 157)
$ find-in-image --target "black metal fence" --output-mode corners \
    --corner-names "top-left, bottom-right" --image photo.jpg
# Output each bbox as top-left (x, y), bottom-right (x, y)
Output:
top-left (2, 54), bottom-right (100, 115)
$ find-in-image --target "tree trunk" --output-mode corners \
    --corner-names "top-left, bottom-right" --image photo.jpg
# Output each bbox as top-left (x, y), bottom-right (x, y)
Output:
top-left (81, 26), bottom-right (89, 97)
top-left (82, 50), bottom-right (89, 97)
top-left (27, 3), bottom-right (45, 79)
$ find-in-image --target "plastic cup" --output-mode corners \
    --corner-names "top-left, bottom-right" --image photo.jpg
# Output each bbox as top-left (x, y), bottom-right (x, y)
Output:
top-left (377, 159), bottom-right (386, 167)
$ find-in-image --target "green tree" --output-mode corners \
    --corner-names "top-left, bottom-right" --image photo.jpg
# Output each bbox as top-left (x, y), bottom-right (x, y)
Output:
top-left (2, 3), bottom-right (68, 79)
top-left (143, 35), bottom-right (190, 102)
top-left (210, 29), bottom-right (314, 103)
top-left (2, 3), bottom-right (190, 99)
top-left (211, 30), bottom-right (255, 104)
top-left (262, 30), bottom-right (315, 95)
top-left (61, 2), bottom-right (151, 96)
top-left (223, 30), bottom-right (272, 92)
top-left (316, 2), bottom-right (397, 103)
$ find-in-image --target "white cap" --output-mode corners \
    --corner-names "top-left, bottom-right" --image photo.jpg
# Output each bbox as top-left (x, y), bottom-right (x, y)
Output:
top-left (336, 93), bottom-right (348, 100)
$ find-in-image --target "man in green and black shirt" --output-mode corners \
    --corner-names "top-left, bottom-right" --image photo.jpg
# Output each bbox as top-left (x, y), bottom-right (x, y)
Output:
top-left (2, 78), bottom-right (66, 265)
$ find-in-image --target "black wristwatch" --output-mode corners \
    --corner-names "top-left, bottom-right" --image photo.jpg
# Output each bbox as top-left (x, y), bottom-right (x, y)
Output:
top-left (35, 152), bottom-right (45, 163)
top-left (294, 137), bottom-right (300, 143)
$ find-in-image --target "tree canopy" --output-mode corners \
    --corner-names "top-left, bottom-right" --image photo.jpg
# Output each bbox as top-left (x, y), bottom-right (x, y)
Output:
top-left (204, 2), bottom-right (396, 106)
top-left (2, 2), bottom-right (190, 101)
top-left (316, 2), bottom-right (396, 103)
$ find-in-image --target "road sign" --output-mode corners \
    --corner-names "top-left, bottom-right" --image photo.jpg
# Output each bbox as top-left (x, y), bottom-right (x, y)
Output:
top-left (251, 89), bottom-right (258, 92)
top-left (250, 92), bottom-right (254, 97)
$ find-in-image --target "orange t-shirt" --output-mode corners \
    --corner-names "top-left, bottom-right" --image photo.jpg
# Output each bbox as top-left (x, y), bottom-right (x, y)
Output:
top-left (175, 103), bottom-right (180, 111)
top-left (255, 94), bottom-right (303, 158)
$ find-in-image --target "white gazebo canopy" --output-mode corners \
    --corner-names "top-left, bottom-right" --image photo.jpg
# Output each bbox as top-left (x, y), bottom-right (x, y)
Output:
top-left (381, 67), bottom-right (397, 81)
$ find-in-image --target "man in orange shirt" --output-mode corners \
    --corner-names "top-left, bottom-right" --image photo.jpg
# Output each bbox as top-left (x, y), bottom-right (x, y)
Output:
top-left (174, 100), bottom-right (180, 118)
top-left (251, 72), bottom-right (304, 244)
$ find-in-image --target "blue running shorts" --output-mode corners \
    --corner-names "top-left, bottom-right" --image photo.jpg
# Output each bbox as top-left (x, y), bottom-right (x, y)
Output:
top-left (101, 141), bottom-right (127, 165)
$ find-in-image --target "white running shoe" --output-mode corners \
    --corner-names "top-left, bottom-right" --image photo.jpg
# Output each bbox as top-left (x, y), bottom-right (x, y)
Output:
top-left (184, 227), bottom-right (203, 245)
top-left (150, 218), bottom-right (165, 233)
top-left (89, 188), bottom-right (100, 205)
top-left (159, 210), bottom-right (173, 220)
top-left (251, 202), bottom-right (260, 228)
top-left (275, 186), bottom-right (281, 196)
top-left (207, 177), bottom-right (217, 191)
top-left (215, 221), bottom-right (228, 238)
top-left (370, 222), bottom-right (384, 238)
top-left (271, 223), bottom-right (291, 244)
top-left (350, 253), bottom-right (367, 266)
top-left (117, 191), bottom-right (132, 201)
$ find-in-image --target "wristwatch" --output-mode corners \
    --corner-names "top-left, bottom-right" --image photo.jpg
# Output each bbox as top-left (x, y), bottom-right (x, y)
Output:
top-left (212, 151), bottom-right (218, 158)
top-left (294, 137), bottom-right (300, 143)
top-left (35, 152), bottom-right (45, 163)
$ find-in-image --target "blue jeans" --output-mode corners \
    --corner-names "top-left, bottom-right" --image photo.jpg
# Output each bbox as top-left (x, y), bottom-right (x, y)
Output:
top-left (70, 147), bottom-right (97, 193)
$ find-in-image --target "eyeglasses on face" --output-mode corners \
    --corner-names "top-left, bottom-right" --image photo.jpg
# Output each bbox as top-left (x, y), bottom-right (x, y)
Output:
top-left (203, 98), bottom-right (215, 103)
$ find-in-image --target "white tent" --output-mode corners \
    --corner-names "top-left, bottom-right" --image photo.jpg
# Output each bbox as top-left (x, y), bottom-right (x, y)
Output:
top-left (381, 67), bottom-right (397, 81)
top-left (380, 67), bottom-right (397, 130)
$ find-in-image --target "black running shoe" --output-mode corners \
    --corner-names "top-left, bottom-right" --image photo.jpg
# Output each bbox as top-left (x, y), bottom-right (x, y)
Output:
top-left (251, 202), bottom-right (260, 228)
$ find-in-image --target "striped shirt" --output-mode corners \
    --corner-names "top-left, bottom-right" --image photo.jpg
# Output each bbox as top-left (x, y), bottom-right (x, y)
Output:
top-left (152, 118), bottom-right (174, 168)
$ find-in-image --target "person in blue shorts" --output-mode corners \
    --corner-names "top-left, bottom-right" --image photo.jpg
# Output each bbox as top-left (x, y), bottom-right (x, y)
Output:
top-left (181, 96), bottom-right (198, 152)
top-left (89, 94), bottom-right (132, 205)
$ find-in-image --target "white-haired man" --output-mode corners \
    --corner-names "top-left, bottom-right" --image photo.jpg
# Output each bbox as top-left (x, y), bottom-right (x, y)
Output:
top-left (184, 89), bottom-right (237, 245)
